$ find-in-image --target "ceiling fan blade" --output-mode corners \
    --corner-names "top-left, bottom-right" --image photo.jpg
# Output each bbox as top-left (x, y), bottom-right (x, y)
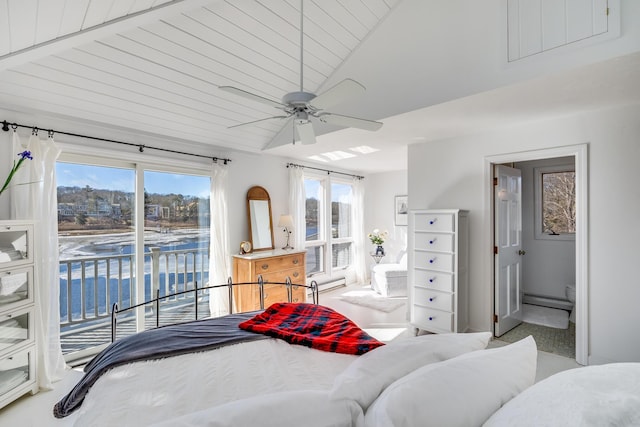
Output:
top-left (262, 117), bottom-right (295, 150)
top-left (318, 112), bottom-right (383, 132)
top-left (309, 78), bottom-right (366, 110)
top-left (295, 120), bottom-right (317, 145)
top-left (228, 115), bottom-right (289, 129)
top-left (219, 86), bottom-right (285, 109)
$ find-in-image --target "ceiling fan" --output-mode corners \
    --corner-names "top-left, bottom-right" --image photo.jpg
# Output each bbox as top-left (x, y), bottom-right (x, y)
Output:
top-left (219, 0), bottom-right (383, 149)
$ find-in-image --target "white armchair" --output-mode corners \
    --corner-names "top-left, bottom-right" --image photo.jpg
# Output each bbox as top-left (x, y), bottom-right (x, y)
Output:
top-left (371, 251), bottom-right (408, 297)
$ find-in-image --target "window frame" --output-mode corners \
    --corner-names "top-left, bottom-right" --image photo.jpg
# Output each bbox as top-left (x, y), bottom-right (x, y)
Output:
top-left (534, 164), bottom-right (576, 241)
top-left (303, 173), bottom-right (355, 281)
top-left (57, 149), bottom-right (212, 362)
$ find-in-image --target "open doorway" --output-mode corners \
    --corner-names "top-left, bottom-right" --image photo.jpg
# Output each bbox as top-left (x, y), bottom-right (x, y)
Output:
top-left (486, 145), bottom-right (588, 365)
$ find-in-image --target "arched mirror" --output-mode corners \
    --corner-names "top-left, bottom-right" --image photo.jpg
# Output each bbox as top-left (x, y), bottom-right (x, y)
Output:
top-left (247, 186), bottom-right (274, 251)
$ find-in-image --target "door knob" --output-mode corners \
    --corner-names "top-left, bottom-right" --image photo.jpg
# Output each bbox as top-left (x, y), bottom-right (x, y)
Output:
top-left (518, 250), bottom-right (526, 255)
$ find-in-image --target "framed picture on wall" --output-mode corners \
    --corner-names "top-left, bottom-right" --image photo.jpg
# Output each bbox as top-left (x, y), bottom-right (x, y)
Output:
top-left (395, 195), bottom-right (408, 226)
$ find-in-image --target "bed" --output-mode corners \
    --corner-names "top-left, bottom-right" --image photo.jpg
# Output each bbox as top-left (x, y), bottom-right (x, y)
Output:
top-left (53, 281), bottom-right (640, 427)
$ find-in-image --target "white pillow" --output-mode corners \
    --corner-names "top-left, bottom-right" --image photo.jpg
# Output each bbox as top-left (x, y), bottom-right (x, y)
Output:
top-left (364, 336), bottom-right (537, 427)
top-left (330, 332), bottom-right (492, 409)
top-left (150, 390), bottom-right (363, 427)
top-left (483, 363), bottom-right (640, 427)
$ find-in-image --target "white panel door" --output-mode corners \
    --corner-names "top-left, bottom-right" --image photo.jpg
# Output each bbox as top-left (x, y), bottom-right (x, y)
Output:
top-left (494, 165), bottom-right (523, 337)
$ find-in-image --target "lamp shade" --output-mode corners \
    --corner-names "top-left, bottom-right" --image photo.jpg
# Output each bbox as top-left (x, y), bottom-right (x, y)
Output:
top-left (278, 214), bottom-right (294, 228)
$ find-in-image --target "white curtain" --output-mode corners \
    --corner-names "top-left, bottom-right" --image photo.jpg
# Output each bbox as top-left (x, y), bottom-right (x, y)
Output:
top-left (351, 177), bottom-right (367, 284)
top-left (11, 130), bottom-right (67, 390)
top-left (208, 161), bottom-right (232, 316)
top-left (288, 165), bottom-right (306, 251)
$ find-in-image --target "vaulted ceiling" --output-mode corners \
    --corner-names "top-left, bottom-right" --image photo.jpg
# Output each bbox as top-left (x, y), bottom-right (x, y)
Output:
top-left (0, 0), bottom-right (401, 163)
top-left (1, 0), bottom-right (639, 173)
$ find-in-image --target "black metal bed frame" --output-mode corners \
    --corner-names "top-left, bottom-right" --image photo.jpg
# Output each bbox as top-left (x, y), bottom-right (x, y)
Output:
top-left (110, 275), bottom-right (319, 342)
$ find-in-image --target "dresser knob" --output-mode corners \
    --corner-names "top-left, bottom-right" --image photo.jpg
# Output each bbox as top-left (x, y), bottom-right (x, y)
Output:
top-left (429, 240), bottom-right (434, 245)
top-left (428, 316), bottom-right (434, 321)
top-left (429, 297), bottom-right (434, 302)
top-left (429, 278), bottom-right (435, 283)
top-left (429, 258), bottom-right (435, 264)
top-left (293, 272), bottom-right (299, 277)
top-left (293, 259), bottom-right (299, 265)
top-left (429, 219), bottom-right (436, 225)
top-left (261, 264), bottom-right (269, 270)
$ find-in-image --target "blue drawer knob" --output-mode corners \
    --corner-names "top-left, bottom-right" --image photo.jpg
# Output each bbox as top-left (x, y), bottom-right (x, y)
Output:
top-left (429, 220), bottom-right (434, 225)
top-left (429, 259), bottom-right (435, 263)
top-left (429, 278), bottom-right (435, 283)
top-left (428, 316), bottom-right (434, 321)
top-left (429, 240), bottom-right (434, 244)
top-left (429, 297), bottom-right (434, 302)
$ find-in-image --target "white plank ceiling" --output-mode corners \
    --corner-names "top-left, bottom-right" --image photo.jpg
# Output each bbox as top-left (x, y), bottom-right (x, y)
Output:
top-left (0, 0), bottom-right (401, 161)
top-left (1, 0), bottom-right (638, 173)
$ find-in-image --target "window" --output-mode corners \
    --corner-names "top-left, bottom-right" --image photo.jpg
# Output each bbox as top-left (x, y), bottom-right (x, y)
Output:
top-left (304, 178), bottom-right (324, 275)
top-left (331, 182), bottom-right (353, 269)
top-left (57, 158), bottom-right (211, 360)
top-left (304, 175), bottom-right (355, 280)
top-left (535, 165), bottom-right (575, 240)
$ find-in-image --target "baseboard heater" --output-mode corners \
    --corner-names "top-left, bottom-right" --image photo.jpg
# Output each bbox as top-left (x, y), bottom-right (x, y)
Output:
top-left (523, 293), bottom-right (573, 311)
top-left (310, 277), bottom-right (347, 295)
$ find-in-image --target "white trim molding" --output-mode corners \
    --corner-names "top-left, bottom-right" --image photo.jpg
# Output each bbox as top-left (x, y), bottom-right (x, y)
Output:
top-left (484, 144), bottom-right (588, 365)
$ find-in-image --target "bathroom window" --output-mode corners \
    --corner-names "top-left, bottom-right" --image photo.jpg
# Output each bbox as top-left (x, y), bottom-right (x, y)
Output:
top-left (534, 165), bottom-right (575, 240)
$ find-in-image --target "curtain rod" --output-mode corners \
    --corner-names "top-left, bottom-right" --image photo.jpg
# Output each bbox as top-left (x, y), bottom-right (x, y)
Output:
top-left (286, 162), bottom-right (364, 179)
top-left (1, 120), bottom-right (232, 164)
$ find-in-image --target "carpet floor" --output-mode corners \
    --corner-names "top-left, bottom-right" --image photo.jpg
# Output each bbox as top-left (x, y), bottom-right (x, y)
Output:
top-left (499, 321), bottom-right (575, 359)
top-left (339, 289), bottom-right (406, 313)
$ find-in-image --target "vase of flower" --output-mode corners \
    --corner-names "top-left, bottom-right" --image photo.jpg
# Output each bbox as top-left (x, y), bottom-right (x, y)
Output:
top-left (368, 229), bottom-right (388, 257)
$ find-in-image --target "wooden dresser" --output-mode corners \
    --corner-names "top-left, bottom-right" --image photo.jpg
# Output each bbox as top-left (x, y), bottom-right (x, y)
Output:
top-left (232, 249), bottom-right (306, 312)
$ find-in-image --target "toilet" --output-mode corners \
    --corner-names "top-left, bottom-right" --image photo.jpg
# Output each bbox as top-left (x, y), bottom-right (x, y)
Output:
top-left (566, 284), bottom-right (576, 323)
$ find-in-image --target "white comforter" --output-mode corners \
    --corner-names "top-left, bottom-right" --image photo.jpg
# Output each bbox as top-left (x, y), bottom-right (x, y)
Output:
top-left (72, 338), bottom-right (357, 427)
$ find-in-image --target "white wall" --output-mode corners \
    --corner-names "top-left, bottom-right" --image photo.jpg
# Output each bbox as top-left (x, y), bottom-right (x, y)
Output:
top-left (363, 170), bottom-right (408, 273)
top-left (408, 103), bottom-right (640, 364)
top-left (516, 157), bottom-right (576, 300)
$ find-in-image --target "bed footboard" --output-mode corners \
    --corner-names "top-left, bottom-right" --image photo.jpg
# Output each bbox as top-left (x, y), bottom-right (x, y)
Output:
top-left (110, 275), bottom-right (319, 341)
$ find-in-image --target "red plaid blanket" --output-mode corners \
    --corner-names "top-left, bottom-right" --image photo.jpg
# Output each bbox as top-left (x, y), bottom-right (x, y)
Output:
top-left (239, 303), bottom-right (385, 355)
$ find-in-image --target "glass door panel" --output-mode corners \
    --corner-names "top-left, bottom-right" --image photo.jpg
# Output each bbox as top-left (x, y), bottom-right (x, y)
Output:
top-left (142, 171), bottom-right (211, 327)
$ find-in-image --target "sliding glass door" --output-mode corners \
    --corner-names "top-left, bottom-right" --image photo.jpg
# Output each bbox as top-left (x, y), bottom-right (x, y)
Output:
top-left (57, 158), bottom-right (211, 362)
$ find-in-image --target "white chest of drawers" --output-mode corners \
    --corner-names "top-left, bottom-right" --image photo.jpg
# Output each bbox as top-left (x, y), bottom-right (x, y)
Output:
top-left (0, 220), bottom-right (38, 410)
top-left (408, 210), bottom-right (469, 334)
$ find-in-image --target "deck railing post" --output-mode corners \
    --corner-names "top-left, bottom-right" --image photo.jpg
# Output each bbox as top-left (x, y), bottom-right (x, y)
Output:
top-left (150, 247), bottom-right (161, 303)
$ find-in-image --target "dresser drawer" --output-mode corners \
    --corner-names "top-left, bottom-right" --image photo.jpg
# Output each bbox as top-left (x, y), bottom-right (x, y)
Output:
top-left (258, 267), bottom-right (305, 284)
top-left (413, 233), bottom-right (454, 252)
top-left (414, 251), bottom-right (454, 272)
top-left (413, 213), bottom-right (454, 232)
top-left (0, 308), bottom-right (33, 356)
top-left (413, 288), bottom-right (453, 312)
top-left (252, 254), bottom-right (304, 274)
top-left (0, 266), bottom-right (33, 313)
top-left (0, 347), bottom-right (34, 401)
top-left (261, 284), bottom-right (305, 306)
top-left (413, 269), bottom-right (454, 292)
top-left (412, 305), bottom-right (454, 333)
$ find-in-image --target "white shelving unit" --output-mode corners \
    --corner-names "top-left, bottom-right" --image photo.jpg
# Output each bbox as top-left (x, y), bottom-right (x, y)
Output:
top-left (0, 221), bottom-right (37, 410)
